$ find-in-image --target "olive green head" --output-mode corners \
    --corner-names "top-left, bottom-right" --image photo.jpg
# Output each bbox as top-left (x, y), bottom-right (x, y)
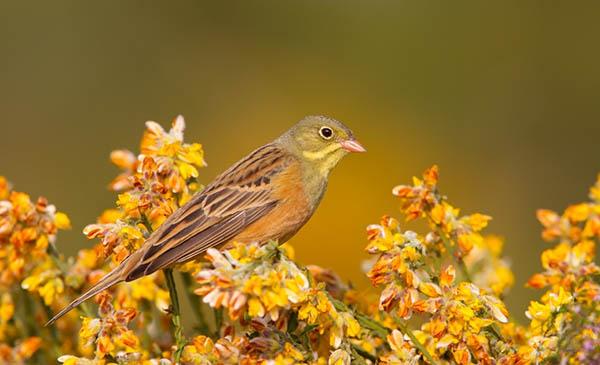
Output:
top-left (277, 115), bottom-right (365, 175)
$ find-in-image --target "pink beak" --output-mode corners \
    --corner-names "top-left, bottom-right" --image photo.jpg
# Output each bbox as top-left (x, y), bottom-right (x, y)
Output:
top-left (340, 139), bottom-right (366, 153)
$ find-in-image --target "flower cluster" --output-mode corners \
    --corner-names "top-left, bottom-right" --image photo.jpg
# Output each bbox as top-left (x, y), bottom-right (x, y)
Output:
top-left (0, 181), bottom-right (70, 287)
top-left (0, 176), bottom-right (71, 363)
top-left (1, 118), bottom-right (598, 365)
top-left (61, 116), bottom-right (208, 363)
top-left (392, 165), bottom-right (492, 260)
top-left (367, 168), bottom-right (521, 364)
top-left (0, 116), bottom-right (208, 364)
top-left (522, 174), bottom-right (600, 363)
top-left (195, 242), bottom-right (309, 320)
top-left (193, 241), bottom-right (368, 364)
top-left (84, 115), bottom-right (206, 263)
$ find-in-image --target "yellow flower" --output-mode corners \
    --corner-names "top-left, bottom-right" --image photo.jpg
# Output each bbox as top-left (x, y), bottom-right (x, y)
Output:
top-left (572, 239), bottom-right (595, 263)
top-left (546, 287), bottom-right (572, 311)
top-left (54, 211), bottom-right (72, 230)
top-left (328, 349), bottom-right (351, 365)
top-left (0, 176), bottom-right (10, 200)
top-left (178, 142), bottom-right (206, 167)
top-left (461, 213), bottom-right (492, 231)
top-left (525, 301), bottom-right (551, 322)
top-left (344, 313), bottom-right (361, 337)
top-left (452, 343), bottom-right (471, 365)
top-left (248, 297), bottom-right (266, 317)
top-left (16, 337), bottom-right (42, 361)
top-left (99, 209), bottom-right (121, 223)
top-left (419, 282), bottom-right (442, 298)
top-left (0, 293), bottom-right (14, 322)
top-left (181, 335), bottom-right (217, 364)
top-left (21, 258), bottom-right (64, 305)
top-left (439, 265), bottom-right (455, 288)
top-left (79, 317), bottom-right (102, 346)
top-left (430, 203), bottom-right (445, 225)
top-left (541, 242), bottom-right (569, 270)
top-left (116, 193), bottom-right (139, 214)
top-left (564, 203), bottom-right (590, 222)
top-left (457, 232), bottom-right (482, 253)
top-left (176, 161), bottom-right (199, 180)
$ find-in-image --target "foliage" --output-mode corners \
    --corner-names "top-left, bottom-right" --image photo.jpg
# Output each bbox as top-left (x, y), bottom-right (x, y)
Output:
top-left (0, 116), bottom-right (598, 364)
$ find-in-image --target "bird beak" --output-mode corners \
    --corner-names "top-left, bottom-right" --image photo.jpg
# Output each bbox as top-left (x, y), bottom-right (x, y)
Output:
top-left (340, 139), bottom-right (366, 153)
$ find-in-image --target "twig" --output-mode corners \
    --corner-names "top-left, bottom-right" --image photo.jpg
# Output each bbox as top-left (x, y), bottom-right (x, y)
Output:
top-left (141, 214), bottom-right (187, 361)
top-left (40, 300), bottom-right (62, 357)
top-left (395, 319), bottom-right (438, 365)
top-left (213, 308), bottom-right (223, 338)
top-left (20, 289), bottom-right (38, 337)
top-left (329, 296), bottom-right (389, 338)
top-left (351, 343), bottom-right (378, 362)
top-left (164, 268), bottom-right (186, 363)
top-left (330, 295), bottom-right (437, 364)
top-left (489, 323), bottom-right (506, 342)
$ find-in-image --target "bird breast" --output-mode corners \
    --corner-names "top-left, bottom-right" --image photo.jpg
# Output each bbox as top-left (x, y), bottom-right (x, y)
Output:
top-left (231, 159), bottom-right (322, 245)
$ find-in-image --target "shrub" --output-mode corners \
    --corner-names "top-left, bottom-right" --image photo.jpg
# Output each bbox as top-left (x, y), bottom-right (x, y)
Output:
top-left (0, 116), bottom-right (598, 364)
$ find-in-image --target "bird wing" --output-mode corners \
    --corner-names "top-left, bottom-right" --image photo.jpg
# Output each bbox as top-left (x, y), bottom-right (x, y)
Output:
top-left (125, 143), bottom-right (293, 280)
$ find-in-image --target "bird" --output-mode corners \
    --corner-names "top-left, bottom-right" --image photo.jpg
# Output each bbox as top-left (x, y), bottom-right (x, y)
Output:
top-left (47, 115), bottom-right (365, 325)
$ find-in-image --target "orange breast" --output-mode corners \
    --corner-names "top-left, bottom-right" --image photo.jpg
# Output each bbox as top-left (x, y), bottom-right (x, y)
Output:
top-left (231, 161), bottom-right (312, 245)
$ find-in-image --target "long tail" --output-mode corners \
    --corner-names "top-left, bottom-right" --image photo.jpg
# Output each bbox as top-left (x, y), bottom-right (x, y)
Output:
top-left (45, 259), bottom-right (129, 326)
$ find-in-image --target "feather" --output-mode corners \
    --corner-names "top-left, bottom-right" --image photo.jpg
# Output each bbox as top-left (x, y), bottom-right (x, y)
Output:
top-left (46, 144), bottom-right (292, 324)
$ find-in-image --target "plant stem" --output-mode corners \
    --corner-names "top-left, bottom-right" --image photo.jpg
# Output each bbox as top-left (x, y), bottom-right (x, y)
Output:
top-left (489, 323), bottom-right (506, 342)
top-left (213, 307), bottom-right (223, 338)
top-left (330, 294), bottom-right (437, 364)
top-left (351, 343), bottom-right (377, 362)
top-left (140, 213), bottom-right (154, 235)
top-left (181, 272), bottom-right (210, 336)
top-left (142, 214), bottom-right (187, 361)
top-left (40, 300), bottom-right (62, 357)
top-left (20, 289), bottom-right (38, 337)
top-left (395, 319), bottom-right (438, 365)
top-left (329, 296), bottom-right (389, 338)
top-left (164, 268), bottom-right (185, 363)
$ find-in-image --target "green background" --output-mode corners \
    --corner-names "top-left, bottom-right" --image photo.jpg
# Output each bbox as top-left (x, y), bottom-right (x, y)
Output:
top-left (1, 1), bottom-right (599, 320)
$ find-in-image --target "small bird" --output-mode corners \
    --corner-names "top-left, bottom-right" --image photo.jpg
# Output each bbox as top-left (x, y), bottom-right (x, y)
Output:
top-left (47, 115), bottom-right (365, 325)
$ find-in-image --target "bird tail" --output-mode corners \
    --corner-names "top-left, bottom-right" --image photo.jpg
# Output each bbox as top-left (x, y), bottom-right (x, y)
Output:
top-left (45, 259), bottom-right (128, 326)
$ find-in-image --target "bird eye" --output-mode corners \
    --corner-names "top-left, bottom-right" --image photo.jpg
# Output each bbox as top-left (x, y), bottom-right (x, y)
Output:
top-left (319, 126), bottom-right (334, 140)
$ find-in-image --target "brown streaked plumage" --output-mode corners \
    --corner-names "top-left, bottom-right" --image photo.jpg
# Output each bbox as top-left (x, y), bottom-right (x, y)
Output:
top-left (47, 115), bottom-right (365, 325)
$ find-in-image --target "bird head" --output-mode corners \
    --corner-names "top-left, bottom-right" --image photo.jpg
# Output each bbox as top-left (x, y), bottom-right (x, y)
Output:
top-left (279, 115), bottom-right (365, 176)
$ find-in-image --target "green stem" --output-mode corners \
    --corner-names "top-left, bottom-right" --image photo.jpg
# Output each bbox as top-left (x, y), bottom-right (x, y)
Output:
top-left (351, 343), bottom-right (377, 363)
top-left (20, 289), bottom-right (38, 337)
top-left (329, 296), bottom-right (389, 339)
top-left (213, 307), bottom-right (223, 338)
top-left (181, 272), bottom-right (210, 336)
top-left (142, 214), bottom-right (187, 361)
top-left (489, 323), bottom-right (506, 342)
top-left (140, 213), bottom-right (154, 235)
top-left (330, 294), bottom-right (436, 364)
top-left (395, 319), bottom-right (438, 365)
top-left (41, 300), bottom-right (62, 357)
top-left (164, 268), bottom-right (186, 363)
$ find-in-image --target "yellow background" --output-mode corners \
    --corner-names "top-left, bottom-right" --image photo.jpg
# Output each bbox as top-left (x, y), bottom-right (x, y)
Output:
top-left (1, 2), bottom-right (599, 320)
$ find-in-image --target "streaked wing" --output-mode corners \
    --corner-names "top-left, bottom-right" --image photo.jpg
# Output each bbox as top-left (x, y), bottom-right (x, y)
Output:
top-left (125, 144), bottom-right (292, 281)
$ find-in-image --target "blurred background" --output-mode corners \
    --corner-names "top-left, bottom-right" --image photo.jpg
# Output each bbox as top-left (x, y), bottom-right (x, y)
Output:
top-left (1, 1), bottom-right (599, 320)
